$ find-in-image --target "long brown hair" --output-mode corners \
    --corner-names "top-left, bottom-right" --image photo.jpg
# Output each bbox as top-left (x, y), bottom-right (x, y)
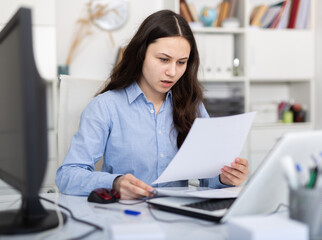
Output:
top-left (99, 10), bottom-right (203, 148)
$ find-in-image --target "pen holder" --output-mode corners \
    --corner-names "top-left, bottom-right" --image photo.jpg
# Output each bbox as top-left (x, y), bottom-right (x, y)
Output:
top-left (289, 188), bottom-right (322, 239)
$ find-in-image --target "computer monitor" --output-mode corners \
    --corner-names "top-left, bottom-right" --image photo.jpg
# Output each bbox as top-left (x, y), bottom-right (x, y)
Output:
top-left (0, 7), bottom-right (66, 234)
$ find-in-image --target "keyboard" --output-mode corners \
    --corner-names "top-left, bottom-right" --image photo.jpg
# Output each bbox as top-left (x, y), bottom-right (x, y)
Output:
top-left (183, 198), bottom-right (236, 211)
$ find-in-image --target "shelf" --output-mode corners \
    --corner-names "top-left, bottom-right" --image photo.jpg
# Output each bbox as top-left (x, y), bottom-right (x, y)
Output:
top-left (200, 76), bottom-right (246, 82)
top-left (191, 26), bottom-right (245, 34)
top-left (253, 122), bottom-right (313, 129)
top-left (247, 28), bottom-right (313, 33)
top-left (250, 78), bottom-right (312, 83)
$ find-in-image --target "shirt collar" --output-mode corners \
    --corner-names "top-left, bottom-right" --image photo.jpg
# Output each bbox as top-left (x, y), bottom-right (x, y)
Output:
top-left (125, 82), bottom-right (172, 104)
top-left (126, 82), bottom-right (144, 104)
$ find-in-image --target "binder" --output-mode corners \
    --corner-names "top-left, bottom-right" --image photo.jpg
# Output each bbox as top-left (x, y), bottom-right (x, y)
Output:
top-left (195, 33), bottom-right (234, 80)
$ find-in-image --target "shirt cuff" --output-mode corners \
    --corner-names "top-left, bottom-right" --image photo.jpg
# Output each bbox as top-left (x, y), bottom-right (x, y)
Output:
top-left (97, 173), bottom-right (123, 189)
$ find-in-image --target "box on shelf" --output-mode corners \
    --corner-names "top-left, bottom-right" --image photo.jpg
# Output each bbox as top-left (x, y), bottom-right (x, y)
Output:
top-left (250, 102), bottom-right (278, 123)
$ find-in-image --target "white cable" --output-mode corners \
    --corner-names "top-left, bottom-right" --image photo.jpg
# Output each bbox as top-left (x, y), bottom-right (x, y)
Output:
top-left (34, 186), bottom-right (65, 240)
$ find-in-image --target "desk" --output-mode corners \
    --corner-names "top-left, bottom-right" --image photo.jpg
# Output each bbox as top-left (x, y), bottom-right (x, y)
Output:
top-left (0, 193), bottom-right (227, 240)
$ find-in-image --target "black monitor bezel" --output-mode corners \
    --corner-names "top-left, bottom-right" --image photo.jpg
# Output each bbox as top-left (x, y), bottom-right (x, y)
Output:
top-left (0, 7), bottom-right (67, 235)
top-left (0, 7), bottom-right (47, 197)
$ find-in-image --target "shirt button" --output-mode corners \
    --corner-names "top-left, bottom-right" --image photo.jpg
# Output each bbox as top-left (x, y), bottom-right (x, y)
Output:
top-left (158, 130), bottom-right (162, 134)
top-left (160, 153), bottom-right (164, 158)
top-left (150, 109), bottom-right (154, 113)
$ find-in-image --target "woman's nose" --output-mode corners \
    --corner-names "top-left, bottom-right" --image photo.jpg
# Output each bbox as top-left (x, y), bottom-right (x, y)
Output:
top-left (166, 63), bottom-right (176, 77)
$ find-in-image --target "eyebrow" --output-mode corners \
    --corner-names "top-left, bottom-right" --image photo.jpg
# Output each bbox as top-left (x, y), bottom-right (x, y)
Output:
top-left (159, 53), bottom-right (189, 60)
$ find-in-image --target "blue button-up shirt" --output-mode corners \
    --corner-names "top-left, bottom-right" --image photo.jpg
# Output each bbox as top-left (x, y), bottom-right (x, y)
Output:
top-left (55, 82), bottom-right (226, 196)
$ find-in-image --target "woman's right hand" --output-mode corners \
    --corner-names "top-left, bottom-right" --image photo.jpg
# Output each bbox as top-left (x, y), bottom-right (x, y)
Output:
top-left (112, 174), bottom-right (155, 200)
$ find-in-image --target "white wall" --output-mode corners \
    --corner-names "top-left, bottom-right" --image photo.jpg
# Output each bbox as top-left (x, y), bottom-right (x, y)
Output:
top-left (0, 0), bottom-right (57, 80)
top-left (0, 0), bottom-right (167, 80)
top-left (56, 0), bottom-right (165, 79)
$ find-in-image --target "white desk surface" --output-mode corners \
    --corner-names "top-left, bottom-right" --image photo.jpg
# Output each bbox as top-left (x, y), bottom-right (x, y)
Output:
top-left (0, 193), bottom-right (228, 240)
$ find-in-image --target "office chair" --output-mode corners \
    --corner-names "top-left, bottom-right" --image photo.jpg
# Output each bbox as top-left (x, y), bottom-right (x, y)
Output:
top-left (57, 74), bottom-right (106, 170)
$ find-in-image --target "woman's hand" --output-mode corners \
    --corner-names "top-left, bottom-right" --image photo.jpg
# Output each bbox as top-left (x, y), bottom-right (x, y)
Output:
top-left (112, 174), bottom-right (154, 200)
top-left (219, 157), bottom-right (249, 186)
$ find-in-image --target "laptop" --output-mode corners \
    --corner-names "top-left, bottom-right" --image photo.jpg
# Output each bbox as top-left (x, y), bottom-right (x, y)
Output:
top-left (147, 130), bottom-right (322, 222)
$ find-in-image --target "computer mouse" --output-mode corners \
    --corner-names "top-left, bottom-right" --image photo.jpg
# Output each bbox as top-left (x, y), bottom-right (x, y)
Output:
top-left (87, 188), bottom-right (120, 204)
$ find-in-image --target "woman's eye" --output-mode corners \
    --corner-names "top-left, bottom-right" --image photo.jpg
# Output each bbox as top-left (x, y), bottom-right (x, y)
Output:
top-left (178, 61), bottom-right (186, 65)
top-left (160, 58), bottom-right (168, 62)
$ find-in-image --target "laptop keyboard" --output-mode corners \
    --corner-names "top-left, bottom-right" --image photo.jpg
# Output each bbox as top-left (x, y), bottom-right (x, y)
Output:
top-left (183, 198), bottom-right (236, 211)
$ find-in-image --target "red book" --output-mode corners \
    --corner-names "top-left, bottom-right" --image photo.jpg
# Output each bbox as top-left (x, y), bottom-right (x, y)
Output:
top-left (288, 0), bottom-right (300, 28)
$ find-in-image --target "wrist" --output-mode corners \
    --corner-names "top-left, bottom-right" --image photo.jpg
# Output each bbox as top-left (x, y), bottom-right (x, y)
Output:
top-left (219, 173), bottom-right (229, 186)
top-left (113, 175), bottom-right (122, 190)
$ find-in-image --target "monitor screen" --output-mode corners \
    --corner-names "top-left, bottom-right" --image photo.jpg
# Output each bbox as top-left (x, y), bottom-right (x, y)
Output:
top-left (0, 7), bottom-right (66, 234)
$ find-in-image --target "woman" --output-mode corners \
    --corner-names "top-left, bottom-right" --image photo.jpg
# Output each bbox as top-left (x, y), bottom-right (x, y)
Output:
top-left (55, 10), bottom-right (249, 199)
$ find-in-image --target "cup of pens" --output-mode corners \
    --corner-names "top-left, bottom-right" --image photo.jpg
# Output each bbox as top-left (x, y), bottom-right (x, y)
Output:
top-left (289, 188), bottom-right (322, 239)
top-left (282, 155), bottom-right (322, 239)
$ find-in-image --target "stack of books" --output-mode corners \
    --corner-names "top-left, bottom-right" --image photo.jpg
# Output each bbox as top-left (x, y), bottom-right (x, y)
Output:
top-left (180, 0), bottom-right (238, 27)
top-left (249, 0), bottom-right (311, 29)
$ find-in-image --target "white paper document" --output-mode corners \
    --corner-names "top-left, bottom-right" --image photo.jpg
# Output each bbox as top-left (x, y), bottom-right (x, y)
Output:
top-left (155, 187), bottom-right (243, 199)
top-left (153, 112), bottom-right (256, 184)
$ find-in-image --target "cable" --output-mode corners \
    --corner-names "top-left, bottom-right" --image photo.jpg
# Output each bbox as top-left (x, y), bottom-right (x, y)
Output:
top-left (35, 187), bottom-right (64, 240)
top-left (268, 203), bottom-right (289, 215)
top-left (117, 199), bottom-right (146, 205)
top-left (117, 198), bottom-right (216, 226)
top-left (39, 196), bottom-right (103, 240)
top-left (147, 205), bottom-right (217, 226)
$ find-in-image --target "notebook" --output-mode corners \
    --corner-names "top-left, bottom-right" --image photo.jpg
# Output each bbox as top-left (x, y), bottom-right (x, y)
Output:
top-left (147, 130), bottom-right (322, 222)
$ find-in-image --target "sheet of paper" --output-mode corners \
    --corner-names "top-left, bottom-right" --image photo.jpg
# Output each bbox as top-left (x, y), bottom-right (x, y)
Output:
top-left (155, 187), bottom-right (243, 199)
top-left (153, 112), bottom-right (256, 184)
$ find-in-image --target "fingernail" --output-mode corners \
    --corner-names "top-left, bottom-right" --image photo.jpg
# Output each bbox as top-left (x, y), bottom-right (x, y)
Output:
top-left (231, 162), bottom-right (236, 167)
top-left (235, 158), bottom-right (240, 162)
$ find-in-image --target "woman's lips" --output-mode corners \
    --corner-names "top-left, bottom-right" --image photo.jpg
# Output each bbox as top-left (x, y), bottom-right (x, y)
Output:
top-left (161, 80), bottom-right (173, 88)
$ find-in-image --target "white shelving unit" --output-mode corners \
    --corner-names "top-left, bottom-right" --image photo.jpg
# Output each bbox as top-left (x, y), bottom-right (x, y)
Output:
top-left (166, 0), bottom-right (315, 174)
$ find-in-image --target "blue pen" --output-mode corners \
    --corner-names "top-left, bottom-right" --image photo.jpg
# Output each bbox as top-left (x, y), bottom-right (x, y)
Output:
top-left (295, 163), bottom-right (309, 186)
top-left (124, 209), bottom-right (141, 216)
top-left (94, 206), bottom-right (141, 216)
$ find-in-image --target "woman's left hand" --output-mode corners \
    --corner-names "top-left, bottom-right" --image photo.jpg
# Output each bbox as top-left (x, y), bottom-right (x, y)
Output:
top-left (219, 157), bottom-right (249, 186)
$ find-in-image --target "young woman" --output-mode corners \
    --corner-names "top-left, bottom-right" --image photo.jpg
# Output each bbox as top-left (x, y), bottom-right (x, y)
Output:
top-left (55, 10), bottom-right (249, 199)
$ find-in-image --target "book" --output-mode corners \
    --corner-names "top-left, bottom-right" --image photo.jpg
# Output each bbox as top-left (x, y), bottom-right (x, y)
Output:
top-left (295, 0), bottom-right (311, 29)
top-left (228, 0), bottom-right (238, 18)
top-left (212, 3), bottom-right (222, 27)
top-left (288, 0), bottom-right (301, 28)
top-left (250, 5), bottom-right (268, 27)
top-left (276, 0), bottom-right (292, 29)
top-left (216, 1), bottom-right (230, 27)
top-left (187, 2), bottom-right (199, 22)
top-left (260, 2), bottom-right (284, 28)
top-left (180, 0), bottom-right (193, 22)
top-left (270, 1), bottom-right (288, 28)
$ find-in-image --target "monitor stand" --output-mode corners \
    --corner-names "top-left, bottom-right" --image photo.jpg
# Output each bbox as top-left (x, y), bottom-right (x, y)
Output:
top-left (0, 197), bottom-right (67, 234)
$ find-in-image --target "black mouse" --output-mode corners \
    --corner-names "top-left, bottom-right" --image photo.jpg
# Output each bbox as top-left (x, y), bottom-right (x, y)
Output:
top-left (87, 188), bottom-right (120, 204)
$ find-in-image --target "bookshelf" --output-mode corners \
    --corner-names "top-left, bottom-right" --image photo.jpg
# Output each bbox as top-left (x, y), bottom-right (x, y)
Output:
top-left (167, 0), bottom-right (315, 174)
